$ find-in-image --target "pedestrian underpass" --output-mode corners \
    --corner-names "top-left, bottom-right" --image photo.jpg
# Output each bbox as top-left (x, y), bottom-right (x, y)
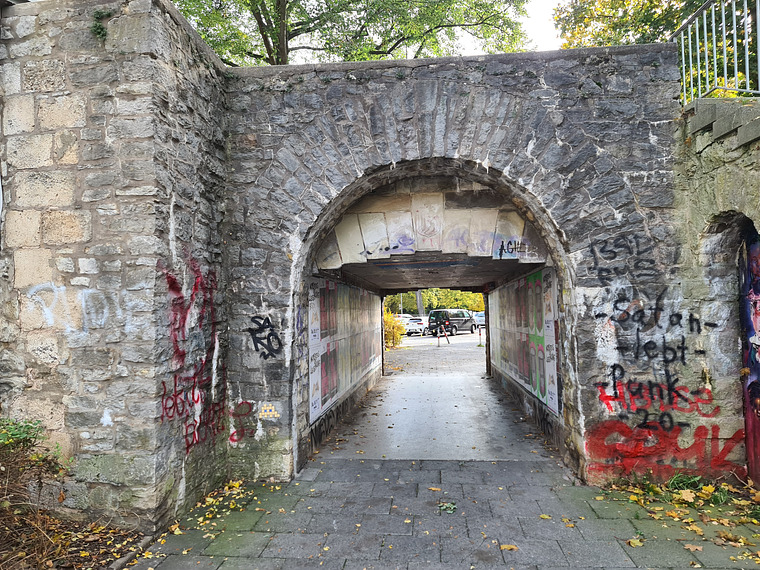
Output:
top-left (3, 0), bottom-right (757, 529)
top-left (320, 333), bottom-right (555, 462)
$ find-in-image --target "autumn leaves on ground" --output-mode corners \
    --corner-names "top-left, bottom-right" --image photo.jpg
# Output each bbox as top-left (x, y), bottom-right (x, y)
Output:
top-left (0, 418), bottom-right (143, 569)
top-left (5, 415), bottom-right (760, 569)
top-left (599, 473), bottom-right (760, 566)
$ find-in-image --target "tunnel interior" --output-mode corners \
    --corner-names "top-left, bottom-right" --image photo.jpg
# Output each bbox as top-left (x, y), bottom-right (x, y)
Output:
top-left (299, 166), bottom-right (567, 467)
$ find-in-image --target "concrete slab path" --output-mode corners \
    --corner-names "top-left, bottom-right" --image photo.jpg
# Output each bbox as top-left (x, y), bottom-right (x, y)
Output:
top-left (129, 333), bottom-right (747, 569)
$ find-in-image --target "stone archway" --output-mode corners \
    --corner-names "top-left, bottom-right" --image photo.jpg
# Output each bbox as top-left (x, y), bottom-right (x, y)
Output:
top-left (289, 158), bottom-right (578, 472)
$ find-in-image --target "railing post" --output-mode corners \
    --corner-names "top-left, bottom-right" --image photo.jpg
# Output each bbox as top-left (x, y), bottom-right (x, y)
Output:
top-left (671, 0), bottom-right (760, 103)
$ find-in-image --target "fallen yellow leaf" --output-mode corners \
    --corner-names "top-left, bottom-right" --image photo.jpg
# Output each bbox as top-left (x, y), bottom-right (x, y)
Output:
top-left (626, 538), bottom-right (644, 547)
top-left (428, 487), bottom-right (442, 492)
top-left (678, 490), bottom-right (696, 503)
top-left (539, 514), bottom-right (551, 519)
top-left (501, 544), bottom-right (519, 551)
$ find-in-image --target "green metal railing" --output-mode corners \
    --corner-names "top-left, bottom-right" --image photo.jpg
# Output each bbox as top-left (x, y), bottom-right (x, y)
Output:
top-left (671, 0), bottom-right (760, 104)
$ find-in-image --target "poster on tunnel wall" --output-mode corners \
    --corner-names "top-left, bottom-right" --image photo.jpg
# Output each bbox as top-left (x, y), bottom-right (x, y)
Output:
top-left (309, 279), bottom-right (382, 424)
top-left (489, 267), bottom-right (559, 415)
top-left (740, 228), bottom-right (760, 483)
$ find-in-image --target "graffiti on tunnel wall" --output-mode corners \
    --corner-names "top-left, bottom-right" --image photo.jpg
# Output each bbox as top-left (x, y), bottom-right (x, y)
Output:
top-left (740, 228), bottom-right (760, 482)
top-left (247, 316), bottom-right (283, 360)
top-left (587, 284), bottom-right (745, 479)
top-left (308, 280), bottom-right (382, 423)
top-left (158, 257), bottom-right (226, 454)
top-left (489, 267), bottom-right (560, 415)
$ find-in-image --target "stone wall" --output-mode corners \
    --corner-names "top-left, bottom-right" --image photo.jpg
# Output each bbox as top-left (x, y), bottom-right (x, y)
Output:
top-left (0, 0), bottom-right (228, 529)
top-left (3, 0), bottom-right (760, 529)
top-left (223, 45), bottom-right (683, 481)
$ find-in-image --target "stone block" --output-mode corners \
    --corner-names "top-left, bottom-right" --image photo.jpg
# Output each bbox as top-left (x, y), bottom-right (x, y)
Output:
top-left (70, 64), bottom-right (119, 87)
top-left (105, 13), bottom-right (152, 55)
top-left (128, 236), bottom-right (167, 256)
top-left (107, 117), bottom-right (154, 139)
top-left (19, 283), bottom-right (82, 332)
top-left (13, 248), bottom-right (52, 288)
top-left (42, 211), bottom-right (92, 245)
top-left (736, 116), bottom-right (760, 148)
top-left (78, 258), bottom-right (99, 274)
top-left (74, 453), bottom-right (156, 486)
top-left (26, 331), bottom-right (60, 365)
top-left (54, 130), bottom-right (79, 164)
top-left (5, 210), bottom-right (41, 248)
top-left (13, 170), bottom-right (75, 208)
top-left (9, 35), bottom-right (52, 58)
top-left (55, 257), bottom-right (75, 273)
top-left (125, 267), bottom-right (157, 290)
top-left (116, 97), bottom-right (153, 115)
top-left (81, 142), bottom-right (114, 161)
top-left (22, 59), bottom-right (66, 92)
top-left (688, 100), bottom-right (717, 134)
top-left (2, 95), bottom-right (35, 135)
top-left (6, 134), bottom-right (53, 169)
top-left (38, 94), bottom-right (87, 130)
top-left (2, 61), bottom-right (21, 95)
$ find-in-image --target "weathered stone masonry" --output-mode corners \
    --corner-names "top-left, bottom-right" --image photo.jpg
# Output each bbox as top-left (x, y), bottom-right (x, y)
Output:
top-left (2, 0), bottom-right (760, 530)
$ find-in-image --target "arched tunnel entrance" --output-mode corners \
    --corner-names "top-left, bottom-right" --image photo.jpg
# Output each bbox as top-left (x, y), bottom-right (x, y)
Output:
top-left (294, 159), bottom-right (574, 472)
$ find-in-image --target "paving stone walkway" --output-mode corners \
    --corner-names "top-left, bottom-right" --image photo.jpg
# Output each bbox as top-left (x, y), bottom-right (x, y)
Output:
top-left (129, 335), bottom-right (750, 569)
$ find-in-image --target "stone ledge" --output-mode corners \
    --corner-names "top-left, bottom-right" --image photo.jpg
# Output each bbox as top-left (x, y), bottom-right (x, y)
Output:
top-left (736, 115), bottom-right (760, 147)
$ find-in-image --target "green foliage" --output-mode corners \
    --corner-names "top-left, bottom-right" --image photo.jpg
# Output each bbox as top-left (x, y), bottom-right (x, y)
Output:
top-left (385, 289), bottom-right (484, 315)
top-left (709, 484), bottom-right (730, 506)
top-left (0, 418), bottom-right (72, 566)
top-left (172, 0), bottom-right (529, 66)
top-left (383, 309), bottom-right (405, 348)
top-left (554, 0), bottom-right (703, 48)
top-left (0, 418), bottom-right (44, 451)
top-left (666, 471), bottom-right (702, 491)
top-left (90, 9), bottom-right (113, 40)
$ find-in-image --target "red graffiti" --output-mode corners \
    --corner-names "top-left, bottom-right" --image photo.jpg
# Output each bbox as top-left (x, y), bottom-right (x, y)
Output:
top-left (229, 401), bottom-right (257, 443)
top-left (183, 397), bottom-right (227, 454)
top-left (595, 377), bottom-right (719, 418)
top-left (586, 420), bottom-right (745, 482)
top-left (158, 256), bottom-right (223, 455)
top-left (160, 258), bottom-right (216, 369)
top-left (160, 360), bottom-right (213, 422)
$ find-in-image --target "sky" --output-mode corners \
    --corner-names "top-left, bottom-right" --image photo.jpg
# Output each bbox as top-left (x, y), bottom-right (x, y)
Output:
top-left (458, 0), bottom-right (563, 56)
top-left (521, 0), bottom-right (563, 51)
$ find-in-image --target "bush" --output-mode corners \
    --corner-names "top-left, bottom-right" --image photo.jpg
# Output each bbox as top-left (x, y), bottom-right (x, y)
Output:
top-left (0, 418), bottom-right (66, 568)
top-left (383, 309), bottom-right (405, 348)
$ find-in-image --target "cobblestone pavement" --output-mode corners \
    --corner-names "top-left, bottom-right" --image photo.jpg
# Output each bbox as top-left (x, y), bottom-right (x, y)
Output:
top-left (130, 334), bottom-right (750, 569)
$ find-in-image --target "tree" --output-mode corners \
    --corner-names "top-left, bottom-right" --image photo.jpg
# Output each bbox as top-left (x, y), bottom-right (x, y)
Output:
top-left (173, 0), bottom-right (528, 66)
top-left (554, 0), bottom-right (703, 48)
top-left (385, 288), bottom-right (484, 314)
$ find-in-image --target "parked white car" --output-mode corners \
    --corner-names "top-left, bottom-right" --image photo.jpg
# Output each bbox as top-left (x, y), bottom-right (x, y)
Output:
top-left (474, 311), bottom-right (486, 328)
top-left (396, 314), bottom-right (427, 336)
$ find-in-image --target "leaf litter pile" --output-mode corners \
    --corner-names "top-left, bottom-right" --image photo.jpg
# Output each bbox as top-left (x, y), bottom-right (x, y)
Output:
top-left (599, 472), bottom-right (760, 565)
top-left (1, 417), bottom-right (144, 569)
top-left (132, 479), bottom-right (277, 565)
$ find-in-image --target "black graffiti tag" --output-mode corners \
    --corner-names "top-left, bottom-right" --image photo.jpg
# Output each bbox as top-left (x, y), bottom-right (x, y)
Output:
top-left (247, 316), bottom-right (283, 360)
